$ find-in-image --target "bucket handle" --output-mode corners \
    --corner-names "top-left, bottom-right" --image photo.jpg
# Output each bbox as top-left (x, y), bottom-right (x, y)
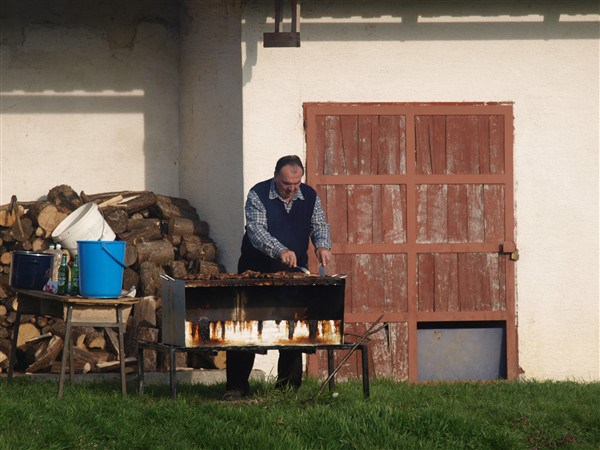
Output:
top-left (101, 243), bottom-right (127, 269)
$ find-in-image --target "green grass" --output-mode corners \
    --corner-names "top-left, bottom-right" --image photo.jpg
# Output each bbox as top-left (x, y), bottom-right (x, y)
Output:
top-left (0, 377), bottom-right (598, 449)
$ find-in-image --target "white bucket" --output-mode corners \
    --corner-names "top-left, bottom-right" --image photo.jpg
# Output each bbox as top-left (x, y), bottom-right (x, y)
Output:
top-left (51, 202), bottom-right (115, 252)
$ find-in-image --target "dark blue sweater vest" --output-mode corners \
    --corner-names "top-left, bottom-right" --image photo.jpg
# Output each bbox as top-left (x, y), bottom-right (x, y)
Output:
top-left (238, 179), bottom-right (317, 273)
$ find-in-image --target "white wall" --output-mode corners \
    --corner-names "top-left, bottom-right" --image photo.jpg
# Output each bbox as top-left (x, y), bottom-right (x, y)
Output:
top-left (0, 1), bottom-right (180, 203)
top-left (240, 1), bottom-right (599, 380)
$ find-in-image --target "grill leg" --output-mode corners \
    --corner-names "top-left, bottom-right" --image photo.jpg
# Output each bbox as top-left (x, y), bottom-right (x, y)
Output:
top-left (169, 346), bottom-right (177, 400)
top-left (360, 344), bottom-right (370, 398)
top-left (327, 349), bottom-right (335, 392)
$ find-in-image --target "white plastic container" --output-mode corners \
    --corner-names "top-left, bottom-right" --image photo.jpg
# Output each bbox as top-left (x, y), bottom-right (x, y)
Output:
top-left (51, 202), bottom-right (115, 252)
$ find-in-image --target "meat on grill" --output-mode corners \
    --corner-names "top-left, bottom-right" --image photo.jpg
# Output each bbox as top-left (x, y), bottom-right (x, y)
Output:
top-left (182, 270), bottom-right (318, 281)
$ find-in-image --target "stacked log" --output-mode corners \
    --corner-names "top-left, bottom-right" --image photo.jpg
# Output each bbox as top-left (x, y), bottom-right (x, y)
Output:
top-left (0, 186), bottom-right (227, 375)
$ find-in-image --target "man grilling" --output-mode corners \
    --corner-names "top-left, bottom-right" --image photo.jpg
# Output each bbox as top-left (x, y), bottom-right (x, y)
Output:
top-left (224, 155), bottom-right (332, 400)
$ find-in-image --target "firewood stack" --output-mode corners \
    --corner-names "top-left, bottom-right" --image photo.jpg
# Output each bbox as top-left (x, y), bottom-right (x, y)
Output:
top-left (0, 185), bottom-right (226, 376)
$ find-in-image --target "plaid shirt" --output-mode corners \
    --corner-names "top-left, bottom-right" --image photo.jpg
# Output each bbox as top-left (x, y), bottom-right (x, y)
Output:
top-left (245, 180), bottom-right (332, 260)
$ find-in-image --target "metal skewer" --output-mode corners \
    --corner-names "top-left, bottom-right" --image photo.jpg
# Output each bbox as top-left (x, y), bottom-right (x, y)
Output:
top-left (304, 314), bottom-right (385, 403)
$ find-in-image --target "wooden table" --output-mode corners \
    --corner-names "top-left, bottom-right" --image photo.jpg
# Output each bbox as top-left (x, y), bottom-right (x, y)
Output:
top-left (8, 289), bottom-right (138, 398)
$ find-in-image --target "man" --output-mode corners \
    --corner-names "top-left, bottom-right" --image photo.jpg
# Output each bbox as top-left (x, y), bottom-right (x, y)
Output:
top-left (224, 155), bottom-right (332, 400)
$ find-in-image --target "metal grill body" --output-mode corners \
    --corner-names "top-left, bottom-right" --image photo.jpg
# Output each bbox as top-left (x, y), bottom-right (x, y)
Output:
top-left (161, 276), bottom-right (345, 347)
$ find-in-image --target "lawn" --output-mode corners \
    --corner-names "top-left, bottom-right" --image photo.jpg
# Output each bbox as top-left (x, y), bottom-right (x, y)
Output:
top-left (1, 377), bottom-right (598, 449)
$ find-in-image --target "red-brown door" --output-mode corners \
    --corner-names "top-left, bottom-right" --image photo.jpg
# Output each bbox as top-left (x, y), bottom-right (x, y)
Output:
top-left (304, 103), bottom-right (516, 382)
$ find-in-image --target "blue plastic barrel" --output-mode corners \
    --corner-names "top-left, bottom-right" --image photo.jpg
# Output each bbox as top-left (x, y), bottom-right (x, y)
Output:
top-left (77, 240), bottom-right (126, 298)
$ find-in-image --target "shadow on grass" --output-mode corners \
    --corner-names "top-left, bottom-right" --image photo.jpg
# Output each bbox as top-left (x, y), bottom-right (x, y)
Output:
top-left (3, 374), bottom-right (371, 404)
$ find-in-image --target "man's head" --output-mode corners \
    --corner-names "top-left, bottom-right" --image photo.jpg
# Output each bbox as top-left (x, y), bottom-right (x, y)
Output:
top-left (274, 155), bottom-right (304, 201)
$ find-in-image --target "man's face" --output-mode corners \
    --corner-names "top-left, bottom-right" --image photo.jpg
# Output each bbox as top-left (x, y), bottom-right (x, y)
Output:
top-left (275, 164), bottom-right (303, 201)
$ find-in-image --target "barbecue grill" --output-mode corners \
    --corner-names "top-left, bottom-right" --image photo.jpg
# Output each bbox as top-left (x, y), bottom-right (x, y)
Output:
top-left (137, 272), bottom-right (370, 399)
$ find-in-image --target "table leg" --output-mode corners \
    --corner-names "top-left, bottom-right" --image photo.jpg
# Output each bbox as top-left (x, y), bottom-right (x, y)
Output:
top-left (69, 334), bottom-right (74, 382)
top-left (360, 344), bottom-right (370, 398)
top-left (169, 346), bottom-right (177, 400)
top-left (7, 311), bottom-right (22, 384)
top-left (137, 342), bottom-right (145, 395)
top-left (58, 306), bottom-right (74, 398)
top-left (327, 349), bottom-right (335, 392)
top-left (117, 306), bottom-right (126, 395)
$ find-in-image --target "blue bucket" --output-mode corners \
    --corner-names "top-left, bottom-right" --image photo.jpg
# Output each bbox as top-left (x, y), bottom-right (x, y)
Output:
top-left (77, 240), bottom-right (126, 298)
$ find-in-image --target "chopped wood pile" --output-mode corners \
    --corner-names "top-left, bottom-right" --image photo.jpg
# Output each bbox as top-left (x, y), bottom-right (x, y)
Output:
top-left (0, 185), bottom-right (227, 375)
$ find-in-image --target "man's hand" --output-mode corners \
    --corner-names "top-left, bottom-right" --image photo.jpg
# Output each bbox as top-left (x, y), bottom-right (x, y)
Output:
top-left (315, 247), bottom-right (332, 267)
top-left (279, 249), bottom-right (297, 268)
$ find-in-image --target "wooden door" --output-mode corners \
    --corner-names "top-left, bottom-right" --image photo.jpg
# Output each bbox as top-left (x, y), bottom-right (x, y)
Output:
top-left (304, 103), bottom-right (516, 382)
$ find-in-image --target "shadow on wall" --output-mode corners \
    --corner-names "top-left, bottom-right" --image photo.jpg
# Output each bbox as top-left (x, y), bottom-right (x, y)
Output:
top-left (177, 0), bottom-right (245, 272)
top-left (0, 0), bottom-right (182, 198)
top-left (241, 0), bottom-right (599, 85)
top-left (0, 1), bottom-right (246, 271)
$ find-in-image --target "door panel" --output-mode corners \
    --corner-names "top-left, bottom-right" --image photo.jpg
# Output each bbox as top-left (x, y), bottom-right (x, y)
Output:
top-left (327, 252), bottom-right (409, 315)
top-left (311, 321), bottom-right (409, 382)
top-left (319, 114), bottom-right (407, 176)
top-left (415, 115), bottom-right (505, 175)
top-left (417, 253), bottom-right (507, 312)
top-left (321, 184), bottom-right (407, 245)
top-left (416, 184), bottom-right (505, 244)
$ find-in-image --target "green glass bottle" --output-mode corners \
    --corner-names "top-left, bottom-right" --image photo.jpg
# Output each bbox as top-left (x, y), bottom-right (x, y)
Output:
top-left (70, 254), bottom-right (79, 296)
top-left (57, 253), bottom-right (69, 295)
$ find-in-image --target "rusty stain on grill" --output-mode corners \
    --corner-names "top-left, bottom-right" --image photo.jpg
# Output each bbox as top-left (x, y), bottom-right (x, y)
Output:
top-left (186, 319), bottom-right (342, 347)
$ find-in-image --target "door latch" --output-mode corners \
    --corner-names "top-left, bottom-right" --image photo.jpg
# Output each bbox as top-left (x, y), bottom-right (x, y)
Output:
top-left (501, 242), bottom-right (519, 261)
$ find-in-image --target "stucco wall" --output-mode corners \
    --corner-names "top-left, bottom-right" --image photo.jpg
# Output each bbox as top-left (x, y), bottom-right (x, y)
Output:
top-left (240, 1), bottom-right (599, 380)
top-left (0, 0), bottom-right (180, 202)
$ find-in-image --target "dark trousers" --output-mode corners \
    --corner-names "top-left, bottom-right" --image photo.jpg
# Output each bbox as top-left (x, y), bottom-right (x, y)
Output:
top-left (226, 349), bottom-right (303, 394)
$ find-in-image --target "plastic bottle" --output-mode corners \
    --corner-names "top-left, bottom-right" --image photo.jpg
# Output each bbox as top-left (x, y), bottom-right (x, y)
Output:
top-left (70, 254), bottom-right (79, 296)
top-left (43, 244), bottom-right (61, 293)
top-left (44, 244), bottom-right (59, 282)
top-left (57, 253), bottom-right (69, 295)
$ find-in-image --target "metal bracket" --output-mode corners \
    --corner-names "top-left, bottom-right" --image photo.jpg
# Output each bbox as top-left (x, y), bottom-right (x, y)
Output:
top-left (501, 242), bottom-right (519, 261)
top-left (264, 0), bottom-right (301, 48)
